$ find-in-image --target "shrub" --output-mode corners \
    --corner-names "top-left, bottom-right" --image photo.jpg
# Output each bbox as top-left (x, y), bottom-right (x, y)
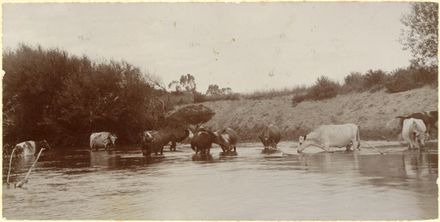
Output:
top-left (308, 76), bottom-right (340, 100)
top-left (341, 72), bottom-right (365, 93)
top-left (194, 92), bottom-right (240, 103)
top-left (385, 66), bottom-right (438, 93)
top-left (243, 86), bottom-right (307, 100)
top-left (3, 44), bottom-right (163, 146)
top-left (363, 69), bottom-right (387, 91)
top-left (384, 68), bottom-right (418, 93)
top-left (292, 92), bottom-right (309, 105)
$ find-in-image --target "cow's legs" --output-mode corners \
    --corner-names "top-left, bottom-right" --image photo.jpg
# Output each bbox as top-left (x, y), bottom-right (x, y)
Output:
top-left (220, 145), bottom-right (226, 153)
top-left (170, 141), bottom-right (176, 151)
top-left (321, 142), bottom-right (332, 152)
top-left (233, 145), bottom-right (236, 152)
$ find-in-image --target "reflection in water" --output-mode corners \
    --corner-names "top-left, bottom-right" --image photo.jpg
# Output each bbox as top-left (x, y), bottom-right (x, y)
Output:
top-left (2, 142), bottom-right (438, 220)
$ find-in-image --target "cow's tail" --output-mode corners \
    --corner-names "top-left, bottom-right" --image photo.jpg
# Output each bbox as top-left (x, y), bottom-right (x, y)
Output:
top-left (356, 125), bottom-right (361, 150)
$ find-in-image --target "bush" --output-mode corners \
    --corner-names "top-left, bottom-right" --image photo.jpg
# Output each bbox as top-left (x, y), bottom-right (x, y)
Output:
top-left (193, 92), bottom-right (240, 103)
top-left (385, 66), bottom-right (438, 93)
top-left (3, 44), bottom-right (164, 146)
top-left (363, 69), bottom-right (387, 91)
top-left (292, 93), bottom-right (308, 104)
top-left (243, 86), bottom-right (307, 100)
top-left (341, 72), bottom-right (365, 93)
top-left (308, 76), bottom-right (340, 100)
top-left (290, 76), bottom-right (340, 105)
top-left (384, 68), bottom-right (418, 93)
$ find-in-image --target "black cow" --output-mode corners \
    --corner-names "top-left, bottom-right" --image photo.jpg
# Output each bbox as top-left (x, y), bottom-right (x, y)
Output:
top-left (259, 124), bottom-right (281, 149)
top-left (190, 128), bottom-right (217, 155)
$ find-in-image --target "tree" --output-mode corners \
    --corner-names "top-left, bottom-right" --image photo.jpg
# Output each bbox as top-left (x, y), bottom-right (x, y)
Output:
top-left (180, 74), bottom-right (196, 92)
top-left (168, 74), bottom-right (196, 93)
top-left (3, 44), bottom-right (162, 146)
top-left (206, 84), bottom-right (222, 96)
top-left (401, 2), bottom-right (438, 67)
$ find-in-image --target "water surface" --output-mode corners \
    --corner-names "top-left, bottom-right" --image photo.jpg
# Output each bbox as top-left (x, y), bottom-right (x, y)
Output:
top-left (2, 142), bottom-right (438, 220)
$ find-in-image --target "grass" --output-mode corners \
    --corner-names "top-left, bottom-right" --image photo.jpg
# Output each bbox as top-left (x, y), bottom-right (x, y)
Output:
top-left (241, 86), bottom-right (307, 100)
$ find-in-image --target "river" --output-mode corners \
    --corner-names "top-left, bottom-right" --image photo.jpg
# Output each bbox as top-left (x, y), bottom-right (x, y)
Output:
top-left (2, 141), bottom-right (438, 220)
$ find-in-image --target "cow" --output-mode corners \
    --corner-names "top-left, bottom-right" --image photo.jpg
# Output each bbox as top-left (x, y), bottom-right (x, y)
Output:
top-left (298, 123), bottom-right (360, 153)
top-left (191, 128), bottom-right (217, 155)
top-left (169, 127), bottom-right (192, 151)
top-left (13, 140), bottom-right (52, 156)
top-left (213, 127), bottom-right (238, 152)
top-left (396, 111), bottom-right (437, 136)
top-left (259, 124), bottom-right (281, 150)
top-left (401, 118), bottom-right (428, 149)
top-left (90, 132), bottom-right (117, 151)
top-left (141, 128), bottom-right (193, 156)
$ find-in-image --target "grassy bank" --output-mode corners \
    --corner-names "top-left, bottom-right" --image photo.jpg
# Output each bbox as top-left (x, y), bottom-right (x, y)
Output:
top-left (194, 87), bottom-right (437, 142)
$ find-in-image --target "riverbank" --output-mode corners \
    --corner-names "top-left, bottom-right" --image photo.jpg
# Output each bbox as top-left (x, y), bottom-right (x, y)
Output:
top-left (192, 87), bottom-right (437, 142)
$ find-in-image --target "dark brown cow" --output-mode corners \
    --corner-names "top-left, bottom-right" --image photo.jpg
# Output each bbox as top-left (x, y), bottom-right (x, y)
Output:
top-left (169, 128), bottom-right (192, 151)
top-left (141, 128), bottom-right (192, 156)
top-left (213, 127), bottom-right (238, 152)
top-left (190, 128), bottom-right (217, 155)
top-left (141, 130), bottom-right (171, 156)
top-left (259, 124), bottom-right (281, 149)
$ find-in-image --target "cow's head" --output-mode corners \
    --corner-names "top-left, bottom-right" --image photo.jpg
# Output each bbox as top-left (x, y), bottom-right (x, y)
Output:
top-left (414, 131), bottom-right (428, 147)
top-left (212, 131), bottom-right (231, 151)
top-left (185, 128), bottom-right (194, 140)
top-left (259, 134), bottom-right (270, 149)
top-left (109, 134), bottom-right (118, 146)
top-left (35, 140), bottom-right (51, 156)
top-left (297, 135), bottom-right (307, 153)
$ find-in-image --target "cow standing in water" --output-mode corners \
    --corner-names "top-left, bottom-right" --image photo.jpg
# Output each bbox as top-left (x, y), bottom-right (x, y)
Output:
top-left (298, 123), bottom-right (360, 153)
top-left (169, 127), bottom-right (192, 151)
top-left (13, 140), bottom-right (52, 156)
top-left (401, 118), bottom-right (428, 149)
top-left (259, 124), bottom-right (281, 150)
top-left (213, 127), bottom-right (238, 153)
top-left (190, 128), bottom-right (217, 155)
top-left (396, 111), bottom-right (437, 136)
top-left (90, 132), bottom-right (117, 151)
top-left (141, 128), bottom-right (193, 156)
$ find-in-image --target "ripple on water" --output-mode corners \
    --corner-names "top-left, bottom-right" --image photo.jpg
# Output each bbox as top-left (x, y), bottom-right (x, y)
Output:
top-left (2, 142), bottom-right (438, 220)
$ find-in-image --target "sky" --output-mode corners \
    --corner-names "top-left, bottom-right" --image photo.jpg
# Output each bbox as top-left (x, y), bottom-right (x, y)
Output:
top-left (3, 2), bottom-right (413, 93)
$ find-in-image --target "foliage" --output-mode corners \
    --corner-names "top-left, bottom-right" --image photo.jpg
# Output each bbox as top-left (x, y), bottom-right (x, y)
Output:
top-left (400, 2), bottom-right (438, 67)
top-left (168, 73), bottom-right (196, 92)
top-left (341, 72), bottom-right (365, 93)
top-left (308, 76), bottom-right (341, 100)
top-left (385, 66), bottom-right (438, 93)
top-left (243, 86), bottom-right (307, 100)
top-left (363, 69), bottom-right (387, 92)
top-left (165, 104), bottom-right (215, 127)
top-left (3, 44), bottom-right (164, 146)
top-left (291, 76), bottom-right (340, 105)
top-left (193, 92), bottom-right (240, 103)
top-left (206, 84), bottom-right (232, 96)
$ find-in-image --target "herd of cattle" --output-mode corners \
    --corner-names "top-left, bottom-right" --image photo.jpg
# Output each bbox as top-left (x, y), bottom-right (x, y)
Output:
top-left (4, 110), bottom-right (438, 158)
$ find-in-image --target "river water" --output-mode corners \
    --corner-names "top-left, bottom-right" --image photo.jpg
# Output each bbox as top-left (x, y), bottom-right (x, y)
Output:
top-left (2, 141), bottom-right (438, 220)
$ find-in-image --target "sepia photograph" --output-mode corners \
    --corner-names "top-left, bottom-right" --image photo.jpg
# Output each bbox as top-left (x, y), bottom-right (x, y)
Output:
top-left (2, 1), bottom-right (438, 220)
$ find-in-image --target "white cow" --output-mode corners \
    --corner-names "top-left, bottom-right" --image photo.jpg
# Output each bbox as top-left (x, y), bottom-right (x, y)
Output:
top-left (14, 140), bottom-right (51, 156)
top-left (402, 118), bottom-right (428, 149)
top-left (298, 123), bottom-right (360, 153)
top-left (90, 132), bottom-right (117, 151)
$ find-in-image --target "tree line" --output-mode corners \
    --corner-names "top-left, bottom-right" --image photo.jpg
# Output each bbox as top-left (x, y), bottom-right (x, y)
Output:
top-left (3, 44), bottom-right (169, 147)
